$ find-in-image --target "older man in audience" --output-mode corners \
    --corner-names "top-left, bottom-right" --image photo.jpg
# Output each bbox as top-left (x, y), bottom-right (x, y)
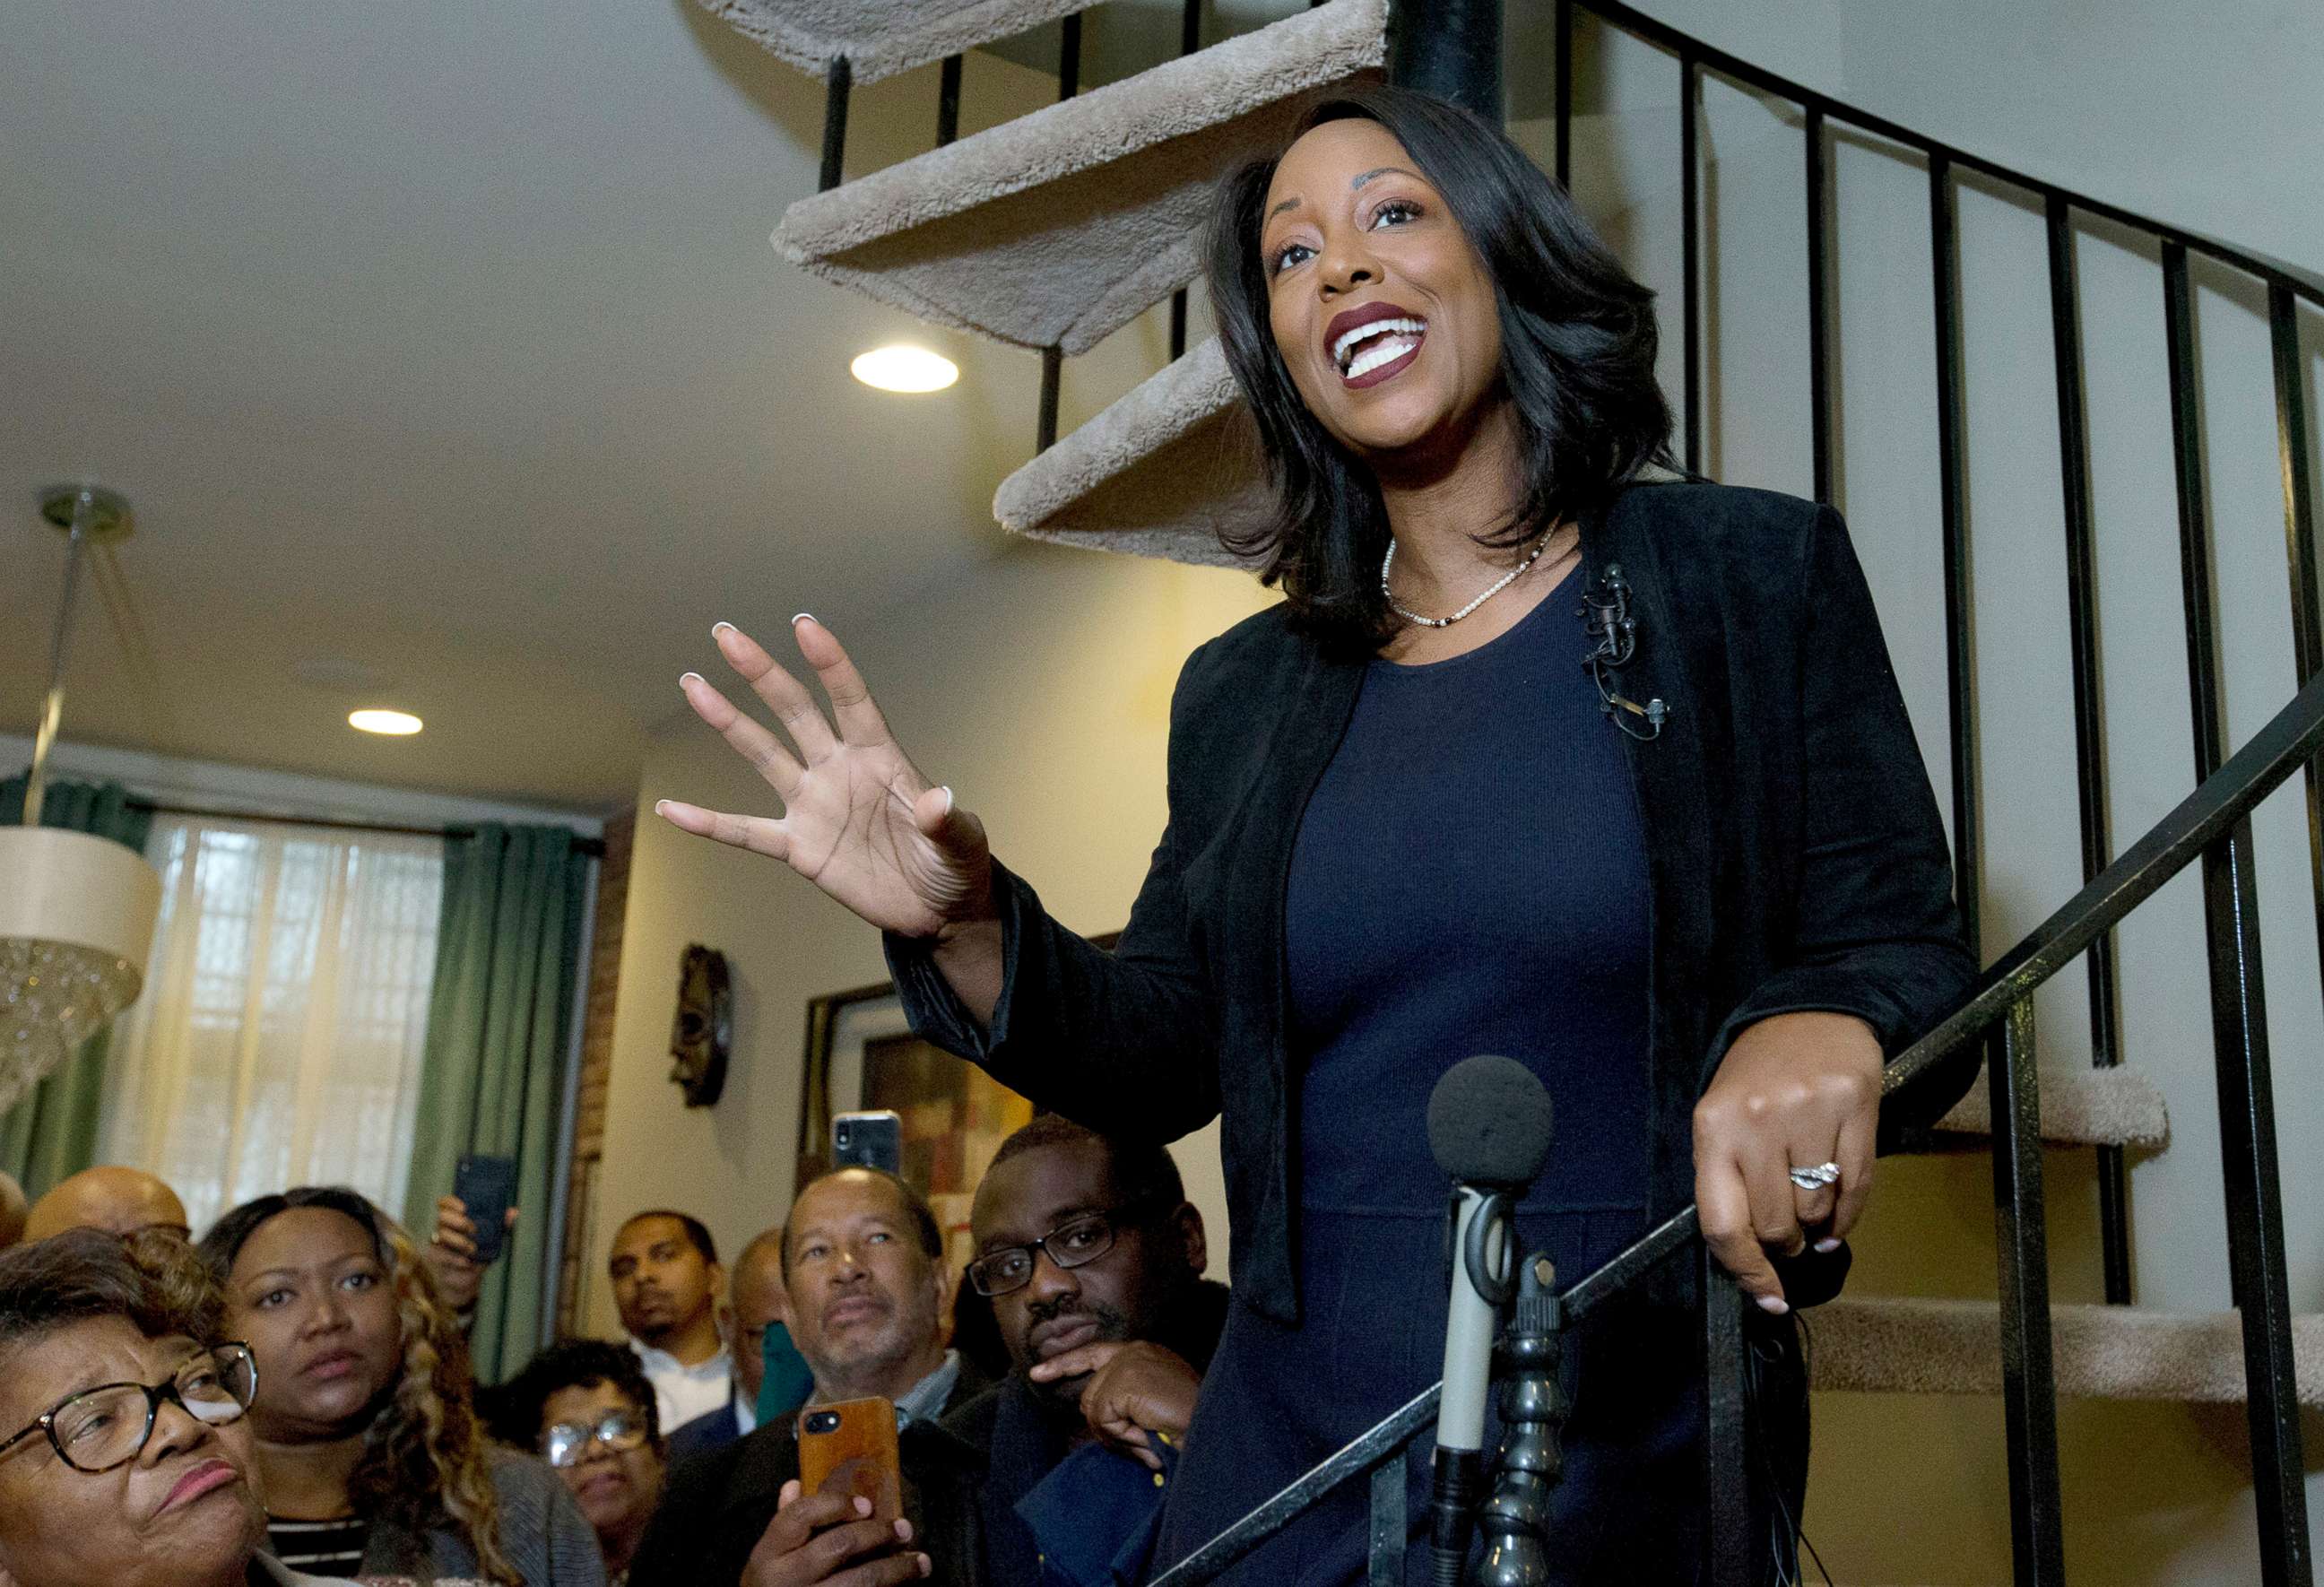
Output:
top-left (21, 1164), bottom-right (190, 1242)
top-left (0, 1171), bottom-right (25, 1249)
top-left (627, 1166), bottom-right (985, 1587)
top-left (670, 1227), bottom-right (806, 1463)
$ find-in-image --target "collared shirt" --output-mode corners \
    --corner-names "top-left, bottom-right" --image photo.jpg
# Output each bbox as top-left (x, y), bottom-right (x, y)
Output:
top-left (890, 1349), bottom-right (963, 1427)
top-left (733, 1386), bottom-right (759, 1438)
top-left (630, 1337), bottom-right (733, 1432)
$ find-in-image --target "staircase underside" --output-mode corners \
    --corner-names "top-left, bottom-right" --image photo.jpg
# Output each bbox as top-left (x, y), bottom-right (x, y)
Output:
top-left (1810, 1296), bottom-right (2324, 1407)
top-left (695, 0), bottom-right (1088, 85)
top-left (771, 0), bottom-right (1386, 354)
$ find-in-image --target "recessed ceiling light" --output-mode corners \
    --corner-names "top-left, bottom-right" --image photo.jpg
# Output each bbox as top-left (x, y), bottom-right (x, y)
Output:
top-left (349, 709), bottom-right (422, 736)
top-left (851, 345), bottom-right (958, 394)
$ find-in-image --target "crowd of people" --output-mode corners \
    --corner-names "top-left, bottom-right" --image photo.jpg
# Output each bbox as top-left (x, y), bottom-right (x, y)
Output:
top-left (0, 1111), bottom-right (1228, 1587)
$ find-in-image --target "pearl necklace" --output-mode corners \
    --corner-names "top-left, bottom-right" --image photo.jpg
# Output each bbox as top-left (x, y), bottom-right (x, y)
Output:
top-left (1380, 527), bottom-right (1557, 629)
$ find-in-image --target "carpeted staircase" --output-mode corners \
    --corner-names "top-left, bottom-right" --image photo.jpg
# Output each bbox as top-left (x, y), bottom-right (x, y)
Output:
top-left (700, 0), bottom-right (2324, 1417)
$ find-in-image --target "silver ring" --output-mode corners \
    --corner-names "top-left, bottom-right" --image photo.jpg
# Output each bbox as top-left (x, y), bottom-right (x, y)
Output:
top-left (1788, 1161), bottom-right (1842, 1192)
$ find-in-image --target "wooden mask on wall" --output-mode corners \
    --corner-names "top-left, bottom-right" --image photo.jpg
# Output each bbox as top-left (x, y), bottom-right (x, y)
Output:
top-left (670, 943), bottom-right (732, 1108)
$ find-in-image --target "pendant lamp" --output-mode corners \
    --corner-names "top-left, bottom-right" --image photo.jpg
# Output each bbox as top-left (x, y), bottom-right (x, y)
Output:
top-left (0, 487), bottom-right (162, 1114)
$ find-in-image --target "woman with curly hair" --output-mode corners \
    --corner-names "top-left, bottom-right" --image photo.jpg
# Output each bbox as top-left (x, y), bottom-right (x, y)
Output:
top-left (198, 1187), bottom-right (604, 1586)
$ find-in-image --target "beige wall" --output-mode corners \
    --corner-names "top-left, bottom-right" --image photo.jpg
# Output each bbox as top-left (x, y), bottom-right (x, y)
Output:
top-left (581, 541), bottom-right (1273, 1337)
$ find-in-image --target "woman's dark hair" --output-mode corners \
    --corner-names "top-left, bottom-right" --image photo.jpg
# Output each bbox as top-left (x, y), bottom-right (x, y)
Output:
top-left (199, 1186), bottom-right (517, 1586)
top-left (1205, 83), bottom-right (1675, 651)
top-left (0, 1227), bottom-right (221, 1362)
top-left (483, 1338), bottom-right (663, 1452)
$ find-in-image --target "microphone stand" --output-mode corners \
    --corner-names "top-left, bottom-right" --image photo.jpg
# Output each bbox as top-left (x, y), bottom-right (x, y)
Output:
top-left (1472, 1253), bottom-right (1565, 1587)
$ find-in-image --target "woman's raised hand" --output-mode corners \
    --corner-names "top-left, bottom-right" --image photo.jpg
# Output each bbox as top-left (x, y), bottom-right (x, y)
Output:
top-left (655, 617), bottom-right (994, 940)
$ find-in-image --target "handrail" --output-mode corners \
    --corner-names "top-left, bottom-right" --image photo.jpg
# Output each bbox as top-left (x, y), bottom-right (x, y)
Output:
top-left (1149, 660), bottom-right (2324, 1585)
top-left (1574, 0), bottom-right (2324, 309)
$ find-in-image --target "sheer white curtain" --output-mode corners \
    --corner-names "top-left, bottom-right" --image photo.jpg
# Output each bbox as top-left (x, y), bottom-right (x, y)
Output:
top-left (100, 815), bottom-right (445, 1236)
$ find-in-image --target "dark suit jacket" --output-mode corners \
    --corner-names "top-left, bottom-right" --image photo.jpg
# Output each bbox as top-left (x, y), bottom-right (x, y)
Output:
top-left (665, 1399), bottom-right (743, 1467)
top-left (892, 481), bottom-right (1980, 1324)
top-left (627, 1364), bottom-right (993, 1587)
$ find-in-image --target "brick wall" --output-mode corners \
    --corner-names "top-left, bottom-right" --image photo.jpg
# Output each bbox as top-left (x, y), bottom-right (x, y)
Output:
top-left (555, 806), bottom-right (632, 1336)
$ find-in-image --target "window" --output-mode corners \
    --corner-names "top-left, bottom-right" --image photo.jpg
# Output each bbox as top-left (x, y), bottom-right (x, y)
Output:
top-left (100, 816), bottom-right (444, 1235)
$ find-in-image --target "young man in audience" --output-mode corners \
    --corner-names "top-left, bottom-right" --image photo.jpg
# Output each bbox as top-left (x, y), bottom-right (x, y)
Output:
top-left (946, 1115), bottom-right (1227, 1585)
top-left (609, 1210), bottom-right (733, 1433)
top-left (671, 1227), bottom-right (798, 1462)
top-left (20, 1164), bottom-right (190, 1242)
top-left (627, 1166), bottom-right (986, 1587)
top-left (490, 1340), bottom-right (671, 1586)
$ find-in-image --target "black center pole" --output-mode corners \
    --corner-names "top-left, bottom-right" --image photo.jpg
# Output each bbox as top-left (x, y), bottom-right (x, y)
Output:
top-left (1387, 0), bottom-right (1505, 122)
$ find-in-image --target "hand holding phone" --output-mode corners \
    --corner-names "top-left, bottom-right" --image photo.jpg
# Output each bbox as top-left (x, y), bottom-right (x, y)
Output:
top-left (795, 1398), bottom-right (903, 1527)
top-left (451, 1155), bottom-right (520, 1266)
top-left (741, 1479), bottom-right (925, 1587)
top-left (832, 1112), bottom-right (902, 1177)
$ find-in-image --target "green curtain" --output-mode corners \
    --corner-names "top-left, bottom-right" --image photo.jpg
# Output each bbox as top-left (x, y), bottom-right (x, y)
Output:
top-left (403, 824), bottom-right (588, 1383)
top-left (0, 776), bottom-right (155, 1198)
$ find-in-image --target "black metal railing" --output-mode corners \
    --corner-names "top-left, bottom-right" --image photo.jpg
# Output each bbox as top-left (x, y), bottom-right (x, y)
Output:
top-left (788, 4), bottom-right (2323, 1579)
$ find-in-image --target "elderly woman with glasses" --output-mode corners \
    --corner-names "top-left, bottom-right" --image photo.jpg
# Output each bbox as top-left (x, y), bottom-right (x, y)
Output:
top-left (485, 1342), bottom-right (667, 1586)
top-left (0, 1227), bottom-right (333, 1587)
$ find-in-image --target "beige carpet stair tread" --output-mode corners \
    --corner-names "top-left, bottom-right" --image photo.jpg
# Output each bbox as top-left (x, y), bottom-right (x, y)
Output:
top-left (996, 333), bottom-right (1266, 560)
top-left (1929, 1062), bottom-right (2168, 1149)
top-left (995, 334), bottom-right (1265, 565)
top-left (695, 0), bottom-right (1089, 86)
top-left (1809, 1296), bottom-right (2324, 1406)
top-left (772, 0), bottom-right (1386, 354)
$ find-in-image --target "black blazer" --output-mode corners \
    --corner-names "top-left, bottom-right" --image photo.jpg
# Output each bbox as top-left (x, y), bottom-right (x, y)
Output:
top-left (893, 481), bottom-right (1979, 1324)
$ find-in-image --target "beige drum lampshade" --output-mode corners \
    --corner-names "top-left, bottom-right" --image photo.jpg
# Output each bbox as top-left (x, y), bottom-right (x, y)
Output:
top-left (0, 826), bottom-right (162, 1114)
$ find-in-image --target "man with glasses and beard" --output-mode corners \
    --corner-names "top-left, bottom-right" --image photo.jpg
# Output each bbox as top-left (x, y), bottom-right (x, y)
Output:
top-left (945, 1115), bottom-right (1227, 1587)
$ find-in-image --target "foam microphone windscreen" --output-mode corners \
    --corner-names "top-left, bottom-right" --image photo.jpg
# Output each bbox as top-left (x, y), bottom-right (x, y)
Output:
top-left (1426, 1054), bottom-right (1556, 1187)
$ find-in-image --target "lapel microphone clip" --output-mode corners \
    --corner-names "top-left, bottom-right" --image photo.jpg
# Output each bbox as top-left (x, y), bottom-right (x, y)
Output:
top-left (1581, 563), bottom-right (1668, 741)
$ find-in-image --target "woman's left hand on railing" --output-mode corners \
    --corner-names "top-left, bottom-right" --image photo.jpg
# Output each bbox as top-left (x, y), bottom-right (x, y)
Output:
top-left (1693, 1010), bottom-right (1883, 1314)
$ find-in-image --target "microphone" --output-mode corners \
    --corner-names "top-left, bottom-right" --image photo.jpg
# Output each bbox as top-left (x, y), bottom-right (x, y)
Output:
top-left (1425, 1056), bottom-right (1556, 1587)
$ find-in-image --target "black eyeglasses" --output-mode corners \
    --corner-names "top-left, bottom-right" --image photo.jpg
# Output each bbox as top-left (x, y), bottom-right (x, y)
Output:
top-left (966, 1204), bottom-right (1158, 1297)
top-left (0, 1342), bottom-right (258, 1475)
top-left (542, 1409), bottom-right (651, 1469)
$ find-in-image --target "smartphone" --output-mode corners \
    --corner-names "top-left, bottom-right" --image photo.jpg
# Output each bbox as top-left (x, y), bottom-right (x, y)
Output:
top-left (451, 1154), bottom-right (518, 1266)
top-left (832, 1110), bottom-right (902, 1176)
top-left (796, 1397), bottom-right (902, 1527)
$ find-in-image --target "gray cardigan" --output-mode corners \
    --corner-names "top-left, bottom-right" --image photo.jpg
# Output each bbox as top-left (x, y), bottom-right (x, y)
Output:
top-left (360, 1448), bottom-right (605, 1587)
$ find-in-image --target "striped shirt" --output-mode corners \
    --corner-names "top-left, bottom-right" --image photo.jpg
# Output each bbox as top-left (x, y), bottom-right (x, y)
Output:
top-left (266, 1516), bottom-right (369, 1578)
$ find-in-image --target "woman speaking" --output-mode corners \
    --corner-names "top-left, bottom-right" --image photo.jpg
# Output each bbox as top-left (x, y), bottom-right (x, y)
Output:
top-left (660, 86), bottom-right (1975, 1584)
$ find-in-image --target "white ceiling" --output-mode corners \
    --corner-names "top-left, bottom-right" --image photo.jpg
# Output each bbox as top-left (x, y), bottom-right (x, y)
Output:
top-left (0, 0), bottom-right (1094, 813)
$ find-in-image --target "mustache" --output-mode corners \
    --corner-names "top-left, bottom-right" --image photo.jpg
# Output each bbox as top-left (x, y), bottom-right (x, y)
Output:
top-left (1024, 1294), bottom-right (1129, 1333)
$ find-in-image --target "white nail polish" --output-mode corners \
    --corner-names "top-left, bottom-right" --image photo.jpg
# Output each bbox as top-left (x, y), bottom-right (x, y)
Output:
top-left (653, 800), bottom-right (670, 816)
top-left (791, 611), bottom-right (814, 626)
top-left (1756, 1293), bottom-right (1791, 1315)
top-left (711, 621), bottom-right (735, 637)
top-left (680, 672), bottom-right (704, 686)
top-left (940, 785), bottom-right (955, 816)
top-left (1815, 1237), bottom-right (1843, 1253)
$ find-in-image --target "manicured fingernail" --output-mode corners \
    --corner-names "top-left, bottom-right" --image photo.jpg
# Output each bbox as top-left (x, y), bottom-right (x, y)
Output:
top-left (791, 611), bottom-right (814, 626)
top-left (680, 671), bottom-right (704, 686)
top-left (897, 1520), bottom-right (915, 1542)
top-left (853, 1496), bottom-right (872, 1517)
top-left (1756, 1293), bottom-right (1791, 1315)
top-left (711, 621), bottom-right (735, 637)
top-left (1815, 1236), bottom-right (1843, 1253)
top-left (652, 800), bottom-right (670, 817)
top-left (940, 785), bottom-right (955, 815)
top-left (917, 1556), bottom-right (932, 1577)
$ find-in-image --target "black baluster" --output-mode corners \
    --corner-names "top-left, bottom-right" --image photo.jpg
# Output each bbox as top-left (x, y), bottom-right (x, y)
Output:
top-left (1804, 104), bottom-right (1833, 506)
top-left (1929, 154), bottom-right (1981, 960)
top-left (2045, 193), bottom-right (2131, 1304)
top-left (819, 56), bottom-right (851, 192)
top-left (1170, 0), bottom-right (1201, 360)
top-left (2165, 242), bottom-right (2312, 1586)
top-left (936, 53), bottom-right (963, 146)
top-left (1474, 1254), bottom-right (1564, 1587)
top-left (1701, 1254), bottom-right (1750, 1587)
top-left (1553, 0), bottom-right (1573, 190)
top-left (2271, 282), bottom-right (2324, 1021)
top-left (1989, 999), bottom-right (2066, 1585)
top-left (1679, 52), bottom-right (1702, 475)
top-left (1367, 1456), bottom-right (1407, 1587)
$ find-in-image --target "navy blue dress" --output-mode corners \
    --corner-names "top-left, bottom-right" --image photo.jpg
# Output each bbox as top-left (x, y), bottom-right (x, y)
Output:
top-left (1150, 570), bottom-right (1704, 1583)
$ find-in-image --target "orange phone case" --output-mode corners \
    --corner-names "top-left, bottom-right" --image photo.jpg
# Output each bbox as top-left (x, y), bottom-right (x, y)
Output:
top-left (795, 1397), bottom-right (903, 1527)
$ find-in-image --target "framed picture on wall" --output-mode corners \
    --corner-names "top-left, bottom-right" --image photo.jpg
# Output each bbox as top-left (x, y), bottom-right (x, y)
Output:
top-left (799, 935), bottom-right (1118, 1272)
